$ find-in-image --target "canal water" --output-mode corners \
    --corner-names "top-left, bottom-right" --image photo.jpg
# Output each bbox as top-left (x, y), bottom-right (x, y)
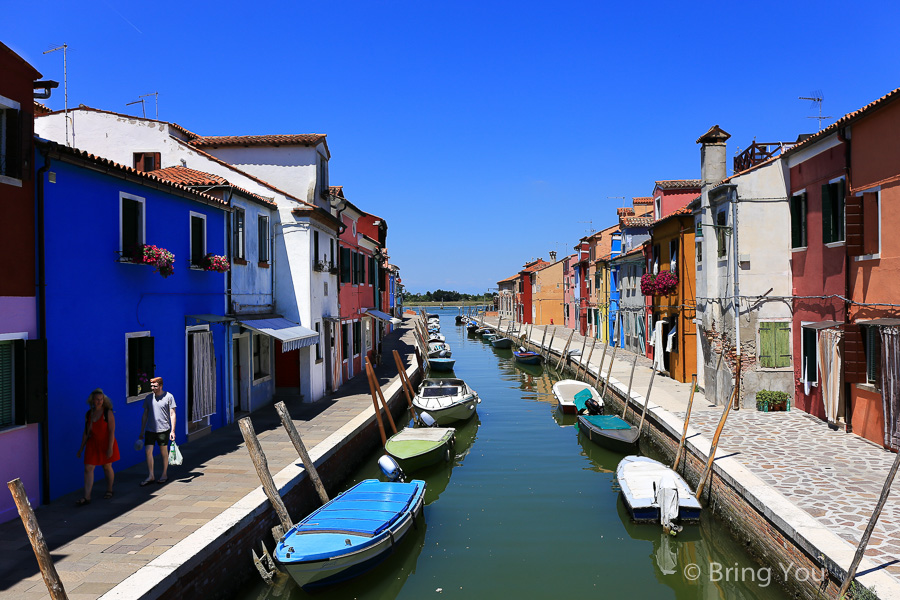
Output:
top-left (239, 308), bottom-right (789, 599)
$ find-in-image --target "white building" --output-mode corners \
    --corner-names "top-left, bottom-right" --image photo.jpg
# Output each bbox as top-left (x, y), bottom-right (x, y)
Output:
top-left (694, 125), bottom-right (794, 406)
top-left (36, 108), bottom-right (341, 404)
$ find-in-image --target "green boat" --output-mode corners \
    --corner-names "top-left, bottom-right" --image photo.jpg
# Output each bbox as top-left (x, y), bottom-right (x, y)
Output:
top-left (385, 427), bottom-right (456, 472)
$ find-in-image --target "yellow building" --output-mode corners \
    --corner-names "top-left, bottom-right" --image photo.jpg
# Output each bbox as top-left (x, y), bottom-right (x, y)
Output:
top-left (532, 257), bottom-right (565, 325)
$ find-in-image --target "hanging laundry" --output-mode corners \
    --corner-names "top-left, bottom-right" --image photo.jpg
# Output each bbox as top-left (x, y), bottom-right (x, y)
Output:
top-left (666, 322), bottom-right (677, 353)
top-left (652, 321), bottom-right (666, 372)
top-left (879, 326), bottom-right (900, 449)
top-left (816, 328), bottom-right (843, 423)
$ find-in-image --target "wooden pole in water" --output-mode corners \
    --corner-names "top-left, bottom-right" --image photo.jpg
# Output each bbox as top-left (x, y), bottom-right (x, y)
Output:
top-left (557, 329), bottom-right (574, 370)
top-left (583, 338), bottom-right (597, 382)
top-left (575, 334), bottom-right (588, 379)
top-left (600, 314), bottom-right (621, 401)
top-left (274, 402), bottom-right (329, 505)
top-left (592, 333), bottom-right (610, 386)
top-left (365, 363), bottom-right (388, 446)
top-left (672, 374), bottom-right (698, 472)
top-left (547, 326), bottom-right (557, 357)
top-left (621, 353), bottom-right (639, 420)
top-left (366, 358), bottom-right (397, 435)
top-left (7, 479), bottom-right (68, 600)
top-left (837, 449), bottom-right (900, 598)
top-left (696, 356), bottom-right (741, 499)
top-left (393, 350), bottom-right (417, 410)
top-left (636, 366), bottom-right (658, 435)
top-left (539, 325), bottom-right (548, 354)
top-left (239, 417), bottom-right (293, 532)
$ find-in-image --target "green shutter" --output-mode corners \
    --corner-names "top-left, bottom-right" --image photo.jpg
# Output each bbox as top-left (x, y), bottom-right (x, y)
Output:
top-left (0, 342), bottom-right (13, 427)
top-left (822, 183), bottom-right (833, 243)
top-left (837, 179), bottom-right (846, 242)
top-left (340, 247), bottom-right (351, 283)
top-left (759, 322), bottom-right (775, 368)
top-left (775, 322), bottom-right (791, 368)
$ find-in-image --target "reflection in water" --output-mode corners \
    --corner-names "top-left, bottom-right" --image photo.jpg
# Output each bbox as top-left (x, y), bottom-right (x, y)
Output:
top-left (237, 308), bottom-right (788, 600)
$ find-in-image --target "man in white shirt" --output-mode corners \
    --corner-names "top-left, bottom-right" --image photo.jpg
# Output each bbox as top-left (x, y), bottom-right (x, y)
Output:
top-left (139, 376), bottom-right (177, 485)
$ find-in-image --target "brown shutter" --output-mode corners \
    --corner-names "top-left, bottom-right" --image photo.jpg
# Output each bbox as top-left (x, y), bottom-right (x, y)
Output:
top-left (844, 323), bottom-right (867, 384)
top-left (152, 153), bottom-right (161, 170)
top-left (846, 190), bottom-right (863, 256)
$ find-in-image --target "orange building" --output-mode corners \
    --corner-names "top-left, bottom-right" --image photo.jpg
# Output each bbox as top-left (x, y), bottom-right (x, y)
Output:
top-left (532, 257), bottom-right (565, 325)
top-left (647, 206), bottom-right (697, 383)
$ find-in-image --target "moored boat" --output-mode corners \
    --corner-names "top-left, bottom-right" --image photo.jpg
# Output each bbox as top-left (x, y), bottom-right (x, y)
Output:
top-left (274, 479), bottom-right (426, 589)
top-left (577, 414), bottom-right (640, 454)
top-left (491, 336), bottom-right (513, 349)
top-left (513, 348), bottom-right (541, 364)
top-left (428, 357), bottom-right (456, 371)
top-left (552, 379), bottom-right (603, 415)
top-left (412, 378), bottom-right (481, 425)
top-left (616, 455), bottom-right (701, 533)
top-left (385, 427), bottom-right (455, 472)
top-left (427, 342), bottom-right (452, 358)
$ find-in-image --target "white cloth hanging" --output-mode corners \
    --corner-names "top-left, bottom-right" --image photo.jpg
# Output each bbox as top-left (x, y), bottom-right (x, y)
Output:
top-left (652, 321), bottom-right (666, 372)
top-left (816, 329), bottom-right (843, 423)
top-left (666, 322), bottom-right (677, 353)
top-left (802, 360), bottom-right (811, 396)
top-left (191, 331), bottom-right (217, 420)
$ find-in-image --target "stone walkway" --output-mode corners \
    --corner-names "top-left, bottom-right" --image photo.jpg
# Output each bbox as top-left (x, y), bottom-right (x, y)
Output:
top-left (486, 318), bottom-right (900, 582)
top-left (0, 326), bottom-right (419, 600)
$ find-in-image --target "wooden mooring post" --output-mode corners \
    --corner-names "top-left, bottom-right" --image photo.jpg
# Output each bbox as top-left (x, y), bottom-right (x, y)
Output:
top-left (621, 353), bottom-right (639, 421)
top-left (636, 366), bottom-right (658, 435)
top-left (366, 358), bottom-right (398, 436)
top-left (592, 335), bottom-right (609, 386)
top-left (583, 338), bottom-right (597, 382)
top-left (274, 402), bottom-right (329, 505)
top-left (599, 315), bottom-right (620, 399)
top-left (672, 375), bottom-right (698, 473)
top-left (575, 335), bottom-right (588, 379)
top-left (392, 350), bottom-right (420, 422)
top-left (239, 417), bottom-right (293, 534)
top-left (696, 356), bottom-right (741, 499)
top-left (538, 326), bottom-right (548, 355)
top-left (556, 329), bottom-right (574, 371)
top-left (7, 479), bottom-right (68, 600)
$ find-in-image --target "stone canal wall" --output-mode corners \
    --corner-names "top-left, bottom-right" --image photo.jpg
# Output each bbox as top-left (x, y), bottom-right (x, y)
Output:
top-left (101, 361), bottom-right (421, 600)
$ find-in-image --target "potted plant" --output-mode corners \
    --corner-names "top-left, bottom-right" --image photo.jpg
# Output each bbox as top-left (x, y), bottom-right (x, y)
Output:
top-left (124, 244), bottom-right (175, 277)
top-left (654, 270), bottom-right (678, 295)
top-left (200, 253), bottom-right (230, 273)
top-left (756, 390), bottom-right (790, 412)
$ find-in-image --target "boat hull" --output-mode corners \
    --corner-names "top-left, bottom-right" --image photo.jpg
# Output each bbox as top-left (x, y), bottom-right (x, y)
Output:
top-left (275, 480), bottom-right (426, 589)
top-left (577, 415), bottom-right (639, 454)
top-left (513, 352), bottom-right (541, 365)
top-left (552, 379), bottom-right (603, 415)
top-left (385, 428), bottom-right (455, 472)
top-left (491, 337), bottom-right (513, 349)
top-left (428, 358), bottom-right (456, 371)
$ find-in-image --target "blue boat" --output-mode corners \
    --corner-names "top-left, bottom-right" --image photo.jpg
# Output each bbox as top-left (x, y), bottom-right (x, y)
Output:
top-left (428, 357), bottom-right (456, 371)
top-left (513, 348), bottom-right (541, 365)
top-left (275, 479), bottom-right (426, 589)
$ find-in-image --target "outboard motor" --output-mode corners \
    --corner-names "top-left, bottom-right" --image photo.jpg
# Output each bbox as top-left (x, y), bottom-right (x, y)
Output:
top-left (655, 472), bottom-right (682, 535)
top-left (420, 412), bottom-right (438, 427)
top-left (585, 398), bottom-right (603, 415)
top-left (378, 455), bottom-right (406, 483)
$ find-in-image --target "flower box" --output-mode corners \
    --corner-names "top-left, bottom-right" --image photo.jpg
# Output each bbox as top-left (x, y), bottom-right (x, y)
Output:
top-left (199, 253), bottom-right (230, 273)
top-left (121, 244), bottom-right (175, 278)
top-left (640, 271), bottom-right (678, 296)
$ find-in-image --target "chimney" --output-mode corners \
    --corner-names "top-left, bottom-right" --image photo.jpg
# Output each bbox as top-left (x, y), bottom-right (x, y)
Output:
top-left (549, 251), bottom-right (557, 261)
top-left (697, 125), bottom-right (731, 187)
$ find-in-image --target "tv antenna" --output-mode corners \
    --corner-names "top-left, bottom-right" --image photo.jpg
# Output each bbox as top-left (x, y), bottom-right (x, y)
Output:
top-left (43, 44), bottom-right (70, 146)
top-left (125, 98), bottom-right (145, 117)
top-left (799, 91), bottom-right (831, 131)
top-left (140, 92), bottom-right (159, 119)
top-left (577, 220), bottom-right (593, 235)
top-left (607, 196), bottom-right (627, 208)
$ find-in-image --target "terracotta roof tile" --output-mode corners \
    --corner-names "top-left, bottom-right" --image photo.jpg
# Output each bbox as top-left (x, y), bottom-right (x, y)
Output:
top-left (633, 196), bottom-right (654, 204)
top-left (497, 273), bottom-right (520, 284)
top-left (623, 216), bottom-right (653, 227)
top-left (149, 166), bottom-right (277, 209)
top-left (617, 207), bottom-right (635, 216)
top-left (652, 203), bottom-right (694, 227)
top-left (36, 139), bottom-right (227, 208)
top-left (33, 101), bottom-right (51, 115)
top-left (189, 134), bottom-right (326, 148)
top-left (611, 242), bottom-right (649, 262)
top-left (654, 179), bottom-right (701, 189)
top-left (781, 86), bottom-right (900, 159)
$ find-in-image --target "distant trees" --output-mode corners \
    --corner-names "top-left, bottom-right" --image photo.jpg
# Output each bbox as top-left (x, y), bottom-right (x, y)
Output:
top-left (403, 289), bottom-right (494, 303)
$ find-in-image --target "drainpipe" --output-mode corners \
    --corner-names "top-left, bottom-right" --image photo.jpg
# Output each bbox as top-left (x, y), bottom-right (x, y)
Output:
top-left (839, 126), bottom-right (853, 432)
top-left (36, 148), bottom-right (51, 503)
top-left (731, 188), bottom-right (742, 409)
top-left (224, 187), bottom-right (234, 423)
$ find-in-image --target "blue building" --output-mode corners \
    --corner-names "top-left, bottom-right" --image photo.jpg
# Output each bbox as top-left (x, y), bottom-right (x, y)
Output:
top-left (37, 140), bottom-right (230, 499)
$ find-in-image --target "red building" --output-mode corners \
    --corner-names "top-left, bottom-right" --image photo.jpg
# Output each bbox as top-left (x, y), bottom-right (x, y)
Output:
top-left (0, 42), bottom-right (56, 517)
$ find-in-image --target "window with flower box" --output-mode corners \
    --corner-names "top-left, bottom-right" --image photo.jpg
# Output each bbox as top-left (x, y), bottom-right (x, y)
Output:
top-left (126, 332), bottom-right (154, 402)
top-left (190, 212), bottom-right (206, 266)
top-left (120, 192), bottom-right (145, 255)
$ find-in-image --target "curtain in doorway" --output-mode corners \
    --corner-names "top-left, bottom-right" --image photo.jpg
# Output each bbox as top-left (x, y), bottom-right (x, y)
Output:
top-left (192, 331), bottom-right (217, 420)
top-left (816, 329), bottom-right (843, 423)
top-left (652, 321), bottom-right (666, 372)
top-left (879, 326), bottom-right (900, 449)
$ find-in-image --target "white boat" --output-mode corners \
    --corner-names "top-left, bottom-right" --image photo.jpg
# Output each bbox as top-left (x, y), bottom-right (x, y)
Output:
top-left (427, 342), bottom-right (452, 358)
top-left (551, 379), bottom-right (603, 415)
top-left (274, 479), bottom-right (426, 589)
top-left (616, 456), bottom-right (701, 533)
top-left (427, 333), bottom-right (446, 343)
top-left (412, 378), bottom-right (481, 425)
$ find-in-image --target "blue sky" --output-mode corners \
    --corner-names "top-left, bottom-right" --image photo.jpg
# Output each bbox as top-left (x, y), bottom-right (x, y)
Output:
top-left (5, 1), bottom-right (900, 293)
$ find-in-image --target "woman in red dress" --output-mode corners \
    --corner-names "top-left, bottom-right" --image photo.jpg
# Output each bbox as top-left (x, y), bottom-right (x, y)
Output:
top-left (76, 389), bottom-right (120, 505)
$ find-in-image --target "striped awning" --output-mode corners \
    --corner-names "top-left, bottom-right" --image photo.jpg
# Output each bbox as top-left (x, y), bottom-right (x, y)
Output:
top-left (362, 309), bottom-right (402, 325)
top-left (238, 317), bottom-right (319, 352)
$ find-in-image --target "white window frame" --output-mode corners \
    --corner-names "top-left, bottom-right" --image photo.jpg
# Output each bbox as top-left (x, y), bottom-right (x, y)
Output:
top-left (854, 186), bottom-right (882, 261)
top-left (0, 94), bottom-right (22, 187)
top-left (189, 211), bottom-right (207, 268)
top-left (800, 321), bottom-right (818, 386)
top-left (252, 332), bottom-right (272, 384)
top-left (119, 192), bottom-right (146, 255)
top-left (125, 331), bottom-right (152, 403)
